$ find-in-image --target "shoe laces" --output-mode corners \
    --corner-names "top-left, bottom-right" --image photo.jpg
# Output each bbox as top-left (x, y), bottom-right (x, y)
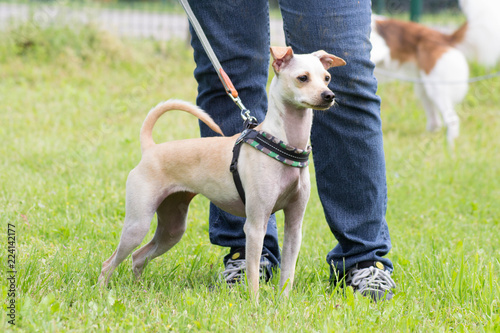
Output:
top-left (222, 255), bottom-right (271, 283)
top-left (345, 266), bottom-right (396, 295)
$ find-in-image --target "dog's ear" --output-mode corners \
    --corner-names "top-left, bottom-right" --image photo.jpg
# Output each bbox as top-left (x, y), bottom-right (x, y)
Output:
top-left (312, 50), bottom-right (346, 69)
top-left (270, 46), bottom-right (294, 73)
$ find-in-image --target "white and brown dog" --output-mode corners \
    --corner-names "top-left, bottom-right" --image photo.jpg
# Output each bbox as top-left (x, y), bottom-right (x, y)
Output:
top-left (98, 47), bottom-right (346, 299)
top-left (371, 0), bottom-right (500, 147)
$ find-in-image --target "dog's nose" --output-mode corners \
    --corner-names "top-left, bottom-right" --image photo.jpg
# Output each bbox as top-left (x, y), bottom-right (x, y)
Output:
top-left (321, 91), bottom-right (335, 102)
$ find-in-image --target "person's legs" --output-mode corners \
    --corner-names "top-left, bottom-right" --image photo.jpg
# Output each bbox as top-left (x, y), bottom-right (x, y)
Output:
top-left (279, 0), bottom-right (393, 276)
top-left (187, 0), bottom-right (280, 266)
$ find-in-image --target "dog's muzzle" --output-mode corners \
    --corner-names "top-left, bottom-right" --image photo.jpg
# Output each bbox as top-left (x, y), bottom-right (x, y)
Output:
top-left (321, 90), bottom-right (335, 103)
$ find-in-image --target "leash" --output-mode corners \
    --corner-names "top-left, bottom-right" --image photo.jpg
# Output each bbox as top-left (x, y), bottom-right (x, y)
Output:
top-left (178, 0), bottom-right (257, 127)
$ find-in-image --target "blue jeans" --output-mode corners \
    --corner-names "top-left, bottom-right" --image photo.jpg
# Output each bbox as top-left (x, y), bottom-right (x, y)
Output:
top-left (188, 0), bottom-right (393, 275)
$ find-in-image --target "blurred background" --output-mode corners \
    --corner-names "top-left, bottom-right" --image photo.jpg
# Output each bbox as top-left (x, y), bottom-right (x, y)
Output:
top-left (0, 0), bottom-right (464, 45)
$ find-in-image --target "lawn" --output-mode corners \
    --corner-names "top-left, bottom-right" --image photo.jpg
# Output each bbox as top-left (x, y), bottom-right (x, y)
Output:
top-left (1, 23), bottom-right (499, 332)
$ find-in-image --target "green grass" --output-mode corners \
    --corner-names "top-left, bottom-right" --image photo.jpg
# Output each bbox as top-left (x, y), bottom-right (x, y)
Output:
top-left (1, 23), bottom-right (499, 332)
top-left (0, 0), bottom-right (186, 14)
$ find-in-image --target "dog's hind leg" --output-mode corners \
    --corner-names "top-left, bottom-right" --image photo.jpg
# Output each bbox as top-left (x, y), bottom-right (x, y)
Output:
top-left (131, 191), bottom-right (196, 278)
top-left (420, 50), bottom-right (468, 147)
top-left (98, 169), bottom-right (165, 286)
top-left (437, 101), bottom-right (459, 147)
top-left (423, 82), bottom-right (460, 147)
top-left (414, 82), bottom-right (442, 132)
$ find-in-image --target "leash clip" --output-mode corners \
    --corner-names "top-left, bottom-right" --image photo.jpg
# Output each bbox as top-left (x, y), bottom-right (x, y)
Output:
top-left (229, 94), bottom-right (257, 128)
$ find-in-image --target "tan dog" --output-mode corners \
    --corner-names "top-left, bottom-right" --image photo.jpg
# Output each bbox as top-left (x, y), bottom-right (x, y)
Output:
top-left (98, 46), bottom-right (345, 298)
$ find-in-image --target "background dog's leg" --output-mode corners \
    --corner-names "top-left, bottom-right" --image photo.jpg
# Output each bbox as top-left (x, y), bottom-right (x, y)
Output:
top-left (423, 83), bottom-right (460, 147)
top-left (98, 170), bottom-right (162, 286)
top-left (131, 192), bottom-right (195, 278)
top-left (414, 82), bottom-right (442, 132)
top-left (419, 51), bottom-right (468, 147)
top-left (439, 105), bottom-right (460, 148)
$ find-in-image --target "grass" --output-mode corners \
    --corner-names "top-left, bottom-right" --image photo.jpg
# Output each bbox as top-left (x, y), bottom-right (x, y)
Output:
top-left (1, 23), bottom-right (499, 332)
top-left (0, 0), bottom-right (186, 14)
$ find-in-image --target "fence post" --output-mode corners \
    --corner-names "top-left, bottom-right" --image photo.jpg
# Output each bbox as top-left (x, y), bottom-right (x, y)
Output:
top-left (373, 0), bottom-right (385, 14)
top-left (410, 0), bottom-right (422, 22)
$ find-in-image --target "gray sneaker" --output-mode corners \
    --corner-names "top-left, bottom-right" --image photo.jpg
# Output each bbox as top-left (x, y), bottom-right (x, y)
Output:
top-left (340, 261), bottom-right (396, 301)
top-left (222, 247), bottom-right (273, 284)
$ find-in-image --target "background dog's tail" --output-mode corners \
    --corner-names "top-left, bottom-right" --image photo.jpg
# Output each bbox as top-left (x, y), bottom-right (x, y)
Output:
top-left (457, 0), bottom-right (500, 67)
top-left (140, 100), bottom-right (224, 153)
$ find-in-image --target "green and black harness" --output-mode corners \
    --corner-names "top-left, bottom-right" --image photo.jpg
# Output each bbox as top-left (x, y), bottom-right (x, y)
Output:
top-left (230, 120), bottom-right (311, 204)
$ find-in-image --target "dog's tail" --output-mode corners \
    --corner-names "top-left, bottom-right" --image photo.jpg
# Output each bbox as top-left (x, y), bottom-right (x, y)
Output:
top-left (140, 99), bottom-right (224, 153)
top-left (456, 0), bottom-right (500, 67)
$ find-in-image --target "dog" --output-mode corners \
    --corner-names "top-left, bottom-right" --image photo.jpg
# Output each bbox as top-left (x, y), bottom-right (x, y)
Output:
top-left (370, 0), bottom-right (500, 147)
top-left (98, 46), bottom-right (346, 299)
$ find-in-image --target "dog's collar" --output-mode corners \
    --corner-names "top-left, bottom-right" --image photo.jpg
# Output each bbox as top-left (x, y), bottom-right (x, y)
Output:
top-left (237, 129), bottom-right (311, 167)
top-left (230, 129), bottom-right (311, 204)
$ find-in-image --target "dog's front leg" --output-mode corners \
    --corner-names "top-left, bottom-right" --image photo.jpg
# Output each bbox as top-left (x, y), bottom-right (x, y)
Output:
top-left (280, 189), bottom-right (309, 297)
top-left (243, 207), bottom-right (272, 300)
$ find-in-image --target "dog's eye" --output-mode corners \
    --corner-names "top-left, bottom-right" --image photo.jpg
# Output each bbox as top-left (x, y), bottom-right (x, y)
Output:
top-left (325, 75), bottom-right (330, 82)
top-left (297, 75), bottom-right (308, 82)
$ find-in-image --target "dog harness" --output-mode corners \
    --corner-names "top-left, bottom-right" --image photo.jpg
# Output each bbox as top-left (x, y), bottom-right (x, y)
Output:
top-left (230, 128), bottom-right (312, 204)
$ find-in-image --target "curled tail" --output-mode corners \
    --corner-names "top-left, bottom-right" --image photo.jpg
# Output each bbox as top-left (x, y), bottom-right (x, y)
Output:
top-left (140, 99), bottom-right (224, 153)
top-left (457, 0), bottom-right (500, 67)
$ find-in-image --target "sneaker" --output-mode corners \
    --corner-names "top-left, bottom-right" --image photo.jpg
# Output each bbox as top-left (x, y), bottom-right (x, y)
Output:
top-left (340, 261), bottom-right (396, 301)
top-left (222, 247), bottom-right (273, 284)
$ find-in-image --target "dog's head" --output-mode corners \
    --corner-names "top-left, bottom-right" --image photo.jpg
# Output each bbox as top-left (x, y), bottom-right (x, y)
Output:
top-left (270, 46), bottom-right (346, 110)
